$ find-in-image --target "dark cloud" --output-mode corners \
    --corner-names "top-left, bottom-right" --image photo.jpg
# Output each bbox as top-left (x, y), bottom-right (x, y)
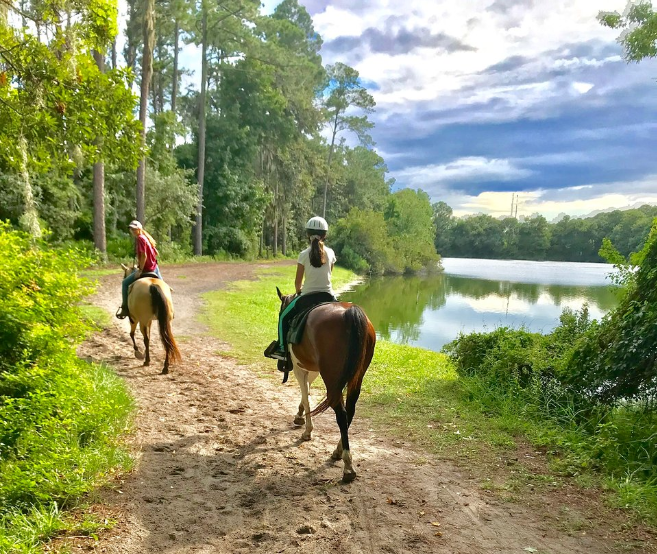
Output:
top-left (323, 21), bottom-right (476, 56)
top-left (485, 55), bottom-right (531, 74)
top-left (370, 73), bottom-right (657, 198)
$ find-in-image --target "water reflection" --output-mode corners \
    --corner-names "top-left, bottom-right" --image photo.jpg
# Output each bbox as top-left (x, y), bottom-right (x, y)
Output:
top-left (340, 260), bottom-right (618, 352)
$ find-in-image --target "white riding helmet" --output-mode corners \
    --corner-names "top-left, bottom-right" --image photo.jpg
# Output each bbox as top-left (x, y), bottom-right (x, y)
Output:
top-left (306, 216), bottom-right (328, 233)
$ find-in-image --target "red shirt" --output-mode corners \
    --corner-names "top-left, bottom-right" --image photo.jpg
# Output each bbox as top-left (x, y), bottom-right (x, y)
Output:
top-left (136, 235), bottom-right (158, 272)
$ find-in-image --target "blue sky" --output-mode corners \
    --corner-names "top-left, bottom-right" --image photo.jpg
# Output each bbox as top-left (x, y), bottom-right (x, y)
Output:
top-left (119, 0), bottom-right (657, 219)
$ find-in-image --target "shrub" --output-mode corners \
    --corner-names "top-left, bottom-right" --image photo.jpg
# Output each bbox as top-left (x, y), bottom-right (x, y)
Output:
top-left (0, 223), bottom-right (133, 549)
top-left (565, 219), bottom-right (657, 405)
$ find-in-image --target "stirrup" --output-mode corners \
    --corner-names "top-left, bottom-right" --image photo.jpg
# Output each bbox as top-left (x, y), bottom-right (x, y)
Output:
top-left (264, 340), bottom-right (286, 361)
top-left (115, 306), bottom-right (129, 320)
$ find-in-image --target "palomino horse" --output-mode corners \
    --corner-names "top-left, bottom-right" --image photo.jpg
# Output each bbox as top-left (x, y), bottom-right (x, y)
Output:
top-left (121, 264), bottom-right (181, 374)
top-left (277, 288), bottom-right (376, 483)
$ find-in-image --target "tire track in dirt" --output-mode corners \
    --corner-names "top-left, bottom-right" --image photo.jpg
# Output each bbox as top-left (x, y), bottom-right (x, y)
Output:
top-left (71, 262), bottom-right (654, 554)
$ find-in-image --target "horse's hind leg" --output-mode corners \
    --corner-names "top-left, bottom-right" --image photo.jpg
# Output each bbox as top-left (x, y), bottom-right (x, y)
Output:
top-left (141, 322), bottom-right (151, 367)
top-left (332, 400), bottom-right (356, 483)
top-left (130, 320), bottom-right (144, 360)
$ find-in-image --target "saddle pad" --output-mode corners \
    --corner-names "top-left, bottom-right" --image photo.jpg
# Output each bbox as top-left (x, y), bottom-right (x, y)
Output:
top-left (287, 302), bottom-right (334, 345)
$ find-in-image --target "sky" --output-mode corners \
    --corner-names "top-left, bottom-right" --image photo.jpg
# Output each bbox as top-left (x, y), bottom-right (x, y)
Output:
top-left (119, 0), bottom-right (657, 219)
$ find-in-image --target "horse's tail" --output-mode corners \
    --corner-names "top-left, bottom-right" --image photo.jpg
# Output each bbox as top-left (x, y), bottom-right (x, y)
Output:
top-left (311, 305), bottom-right (374, 416)
top-left (150, 284), bottom-right (182, 364)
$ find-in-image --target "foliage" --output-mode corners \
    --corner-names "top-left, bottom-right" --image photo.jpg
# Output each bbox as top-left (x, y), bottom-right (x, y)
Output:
top-left (331, 208), bottom-right (398, 275)
top-left (437, 205), bottom-right (657, 263)
top-left (565, 219), bottom-right (657, 404)
top-left (0, 224), bottom-right (134, 551)
top-left (599, 1), bottom-right (657, 62)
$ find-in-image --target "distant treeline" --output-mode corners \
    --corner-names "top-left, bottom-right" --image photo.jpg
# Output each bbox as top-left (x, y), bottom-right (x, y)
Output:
top-left (433, 203), bottom-right (657, 262)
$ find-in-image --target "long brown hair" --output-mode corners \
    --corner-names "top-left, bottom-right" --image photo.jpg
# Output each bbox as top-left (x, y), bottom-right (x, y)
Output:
top-left (137, 229), bottom-right (159, 256)
top-left (309, 233), bottom-right (327, 268)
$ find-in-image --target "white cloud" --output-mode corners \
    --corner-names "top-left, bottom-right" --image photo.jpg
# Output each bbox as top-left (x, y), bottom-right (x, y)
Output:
top-left (572, 81), bottom-right (594, 94)
top-left (447, 175), bottom-right (657, 220)
top-left (393, 157), bottom-right (533, 189)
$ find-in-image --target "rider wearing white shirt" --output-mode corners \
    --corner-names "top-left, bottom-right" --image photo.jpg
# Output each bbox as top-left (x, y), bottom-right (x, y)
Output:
top-left (264, 216), bottom-right (337, 369)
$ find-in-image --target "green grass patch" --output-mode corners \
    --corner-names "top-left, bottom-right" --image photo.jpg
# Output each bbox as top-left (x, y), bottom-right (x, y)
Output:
top-left (79, 304), bottom-right (112, 330)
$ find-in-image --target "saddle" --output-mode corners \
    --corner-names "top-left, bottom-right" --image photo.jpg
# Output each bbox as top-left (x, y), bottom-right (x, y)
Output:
top-left (287, 302), bottom-right (335, 346)
top-left (138, 271), bottom-right (160, 280)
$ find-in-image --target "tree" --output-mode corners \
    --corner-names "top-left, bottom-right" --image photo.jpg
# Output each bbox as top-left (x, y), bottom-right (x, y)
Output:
top-left (0, 0), bottom-right (141, 239)
top-left (321, 63), bottom-right (375, 218)
top-left (136, 0), bottom-right (155, 224)
top-left (433, 201), bottom-right (454, 255)
top-left (599, 1), bottom-right (657, 61)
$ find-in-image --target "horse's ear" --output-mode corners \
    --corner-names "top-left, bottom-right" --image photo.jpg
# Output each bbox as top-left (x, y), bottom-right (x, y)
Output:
top-left (121, 263), bottom-right (128, 270)
top-left (276, 286), bottom-right (283, 300)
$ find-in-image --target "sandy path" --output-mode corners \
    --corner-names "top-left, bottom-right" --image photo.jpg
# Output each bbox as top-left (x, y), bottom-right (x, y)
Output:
top-left (73, 262), bottom-right (654, 554)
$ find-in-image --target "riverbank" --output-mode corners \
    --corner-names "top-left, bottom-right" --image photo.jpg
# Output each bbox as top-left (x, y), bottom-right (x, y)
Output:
top-left (202, 264), bottom-right (657, 533)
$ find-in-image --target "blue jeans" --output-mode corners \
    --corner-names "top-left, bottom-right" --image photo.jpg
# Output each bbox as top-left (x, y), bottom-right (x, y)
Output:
top-left (121, 266), bottom-right (162, 309)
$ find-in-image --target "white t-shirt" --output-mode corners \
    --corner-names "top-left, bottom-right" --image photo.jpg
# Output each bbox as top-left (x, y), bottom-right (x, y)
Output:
top-left (298, 245), bottom-right (337, 295)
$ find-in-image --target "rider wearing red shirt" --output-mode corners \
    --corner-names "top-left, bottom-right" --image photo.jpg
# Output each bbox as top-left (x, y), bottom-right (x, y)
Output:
top-left (116, 220), bottom-right (162, 319)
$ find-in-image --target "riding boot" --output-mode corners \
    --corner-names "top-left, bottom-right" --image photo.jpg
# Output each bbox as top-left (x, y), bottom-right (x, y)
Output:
top-left (115, 306), bottom-right (130, 320)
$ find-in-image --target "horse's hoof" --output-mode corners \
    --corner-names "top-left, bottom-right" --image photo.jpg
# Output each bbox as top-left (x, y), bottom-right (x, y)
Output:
top-left (161, 367), bottom-right (169, 375)
top-left (301, 433), bottom-right (312, 441)
top-left (293, 416), bottom-right (305, 426)
top-left (134, 350), bottom-right (145, 360)
top-left (342, 470), bottom-right (357, 483)
top-left (331, 449), bottom-right (342, 461)
top-left (143, 361), bottom-right (150, 367)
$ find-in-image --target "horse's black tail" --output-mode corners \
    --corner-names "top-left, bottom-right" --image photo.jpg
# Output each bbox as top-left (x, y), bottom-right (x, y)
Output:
top-left (150, 284), bottom-right (182, 364)
top-left (311, 305), bottom-right (375, 416)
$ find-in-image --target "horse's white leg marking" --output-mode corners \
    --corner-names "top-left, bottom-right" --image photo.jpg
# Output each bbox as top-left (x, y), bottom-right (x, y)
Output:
top-left (332, 439), bottom-right (343, 461)
top-left (342, 449), bottom-right (356, 482)
top-left (291, 349), bottom-right (317, 441)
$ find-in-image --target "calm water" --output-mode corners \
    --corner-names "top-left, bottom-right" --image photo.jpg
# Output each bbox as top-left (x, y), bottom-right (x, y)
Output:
top-left (340, 258), bottom-right (618, 352)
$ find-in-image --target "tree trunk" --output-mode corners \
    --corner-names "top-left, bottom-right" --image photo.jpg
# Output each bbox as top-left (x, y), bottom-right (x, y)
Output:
top-left (322, 111), bottom-right (340, 218)
top-left (111, 39), bottom-right (117, 69)
top-left (172, 18), bottom-right (179, 113)
top-left (92, 50), bottom-right (107, 255)
top-left (193, 4), bottom-right (208, 255)
top-left (282, 209), bottom-right (287, 256)
top-left (136, 0), bottom-right (155, 224)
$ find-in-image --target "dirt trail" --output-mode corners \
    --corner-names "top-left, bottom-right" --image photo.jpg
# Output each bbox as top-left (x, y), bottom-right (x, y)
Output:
top-left (75, 262), bottom-right (654, 554)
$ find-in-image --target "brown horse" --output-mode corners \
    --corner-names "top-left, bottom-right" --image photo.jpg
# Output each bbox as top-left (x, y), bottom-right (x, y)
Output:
top-left (277, 288), bottom-right (376, 482)
top-left (121, 264), bottom-right (181, 374)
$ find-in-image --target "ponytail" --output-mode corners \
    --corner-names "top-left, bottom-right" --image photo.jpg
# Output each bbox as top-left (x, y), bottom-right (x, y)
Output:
top-left (309, 234), bottom-right (326, 268)
top-left (140, 229), bottom-right (159, 256)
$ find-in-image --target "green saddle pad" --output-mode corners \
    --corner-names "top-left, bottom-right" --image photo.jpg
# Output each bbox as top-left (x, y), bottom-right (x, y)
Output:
top-left (287, 302), bottom-right (335, 345)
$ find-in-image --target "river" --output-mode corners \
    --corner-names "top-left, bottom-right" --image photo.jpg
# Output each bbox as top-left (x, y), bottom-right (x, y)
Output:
top-left (339, 258), bottom-right (618, 352)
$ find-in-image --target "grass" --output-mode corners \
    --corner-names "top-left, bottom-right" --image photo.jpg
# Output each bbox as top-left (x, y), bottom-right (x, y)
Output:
top-left (0, 361), bottom-right (135, 553)
top-left (201, 265), bottom-right (657, 527)
top-left (79, 304), bottom-right (112, 330)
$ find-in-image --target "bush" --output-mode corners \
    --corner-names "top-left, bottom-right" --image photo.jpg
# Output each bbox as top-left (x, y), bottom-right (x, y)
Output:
top-left (0, 222), bottom-right (134, 550)
top-left (564, 220), bottom-right (657, 404)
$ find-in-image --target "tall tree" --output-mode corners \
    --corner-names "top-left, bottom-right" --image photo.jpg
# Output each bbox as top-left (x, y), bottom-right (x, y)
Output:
top-left (92, 50), bottom-right (107, 254)
top-left (193, 0), bottom-right (208, 255)
top-left (136, 0), bottom-right (155, 223)
top-left (321, 63), bottom-right (375, 218)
